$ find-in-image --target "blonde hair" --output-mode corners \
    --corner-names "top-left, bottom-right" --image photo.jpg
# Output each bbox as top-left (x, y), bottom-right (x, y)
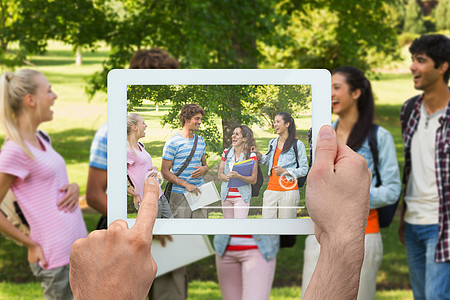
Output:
top-left (0, 69), bottom-right (41, 158)
top-left (127, 113), bottom-right (141, 155)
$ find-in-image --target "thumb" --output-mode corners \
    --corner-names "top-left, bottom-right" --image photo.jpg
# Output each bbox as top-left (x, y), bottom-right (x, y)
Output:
top-left (311, 125), bottom-right (337, 175)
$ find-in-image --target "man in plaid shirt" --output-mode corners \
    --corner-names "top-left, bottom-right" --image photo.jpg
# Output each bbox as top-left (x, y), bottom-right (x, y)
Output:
top-left (399, 34), bottom-right (450, 299)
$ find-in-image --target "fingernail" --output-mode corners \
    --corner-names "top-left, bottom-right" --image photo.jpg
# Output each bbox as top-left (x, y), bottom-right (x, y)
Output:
top-left (319, 126), bottom-right (333, 140)
top-left (146, 177), bottom-right (157, 185)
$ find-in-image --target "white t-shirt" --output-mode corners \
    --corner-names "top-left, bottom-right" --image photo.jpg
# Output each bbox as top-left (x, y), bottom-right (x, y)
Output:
top-left (404, 103), bottom-right (445, 225)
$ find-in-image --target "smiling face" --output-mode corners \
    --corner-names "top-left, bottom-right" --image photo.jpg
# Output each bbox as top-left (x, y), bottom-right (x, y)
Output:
top-left (410, 53), bottom-right (444, 92)
top-left (185, 113), bottom-right (202, 131)
top-left (134, 115), bottom-right (147, 139)
top-left (231, 127), bottom-right (245, 147)
top-left (331, 73), bottom-right (359, 117)
top-left (33, 73), bottom-right (57, 123)
top-left (273, 115), bottom-right (289, 136)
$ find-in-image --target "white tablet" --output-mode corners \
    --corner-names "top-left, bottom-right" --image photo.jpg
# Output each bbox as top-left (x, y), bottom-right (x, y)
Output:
top-left (107, 69), bottom-right (330, 234)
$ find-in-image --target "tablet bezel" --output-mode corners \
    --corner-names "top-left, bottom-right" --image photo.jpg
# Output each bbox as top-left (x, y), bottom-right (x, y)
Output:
top-left (107, 69), bottom-right (330, 234)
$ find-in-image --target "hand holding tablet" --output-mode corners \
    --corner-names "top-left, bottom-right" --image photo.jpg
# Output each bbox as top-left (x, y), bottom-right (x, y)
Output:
top-left (69, 177), bottom-right (159, 299)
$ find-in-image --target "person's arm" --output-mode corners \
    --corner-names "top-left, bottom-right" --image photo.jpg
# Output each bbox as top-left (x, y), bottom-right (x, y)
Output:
top-left (0, 173), bottom-right (48, 268)
top-left (86, 167), bottom-right (107, 216)
top-left (70, 177), bottom-right (159, 299)
top-left (161, 159), bottom-right (200, 195)
top-left (369, 129), bottom-right (402, 209)
top-left (191, 154), bottom-right (209, 179)
top-left (303, 125), bottom-right (371, 300)
top-left (218, 159), bottom-right (228, 182)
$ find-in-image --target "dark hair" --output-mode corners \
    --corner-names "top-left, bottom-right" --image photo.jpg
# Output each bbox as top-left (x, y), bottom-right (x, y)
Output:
top-left (179, 103), bottom-right (205, 127)
top-left (275, 112), bottom-right (296, 154)
top-left (409, 34), bottom-right (450, 84)
top-left (332, 66), bottom-right (374, 151)
top-left (129, 48), bottom-right (179, 69)
top-left (236, 125), bottom-right (255, 159)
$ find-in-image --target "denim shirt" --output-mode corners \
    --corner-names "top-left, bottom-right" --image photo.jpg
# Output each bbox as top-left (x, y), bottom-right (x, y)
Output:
top-left (220, 147), bottom-right (252, 203)
top-left (213, 234), bottom-right (280, 262)
top-left (332, 120), bottom-right (402, 209)
top-left (261, 138), bottom-right (309, 181)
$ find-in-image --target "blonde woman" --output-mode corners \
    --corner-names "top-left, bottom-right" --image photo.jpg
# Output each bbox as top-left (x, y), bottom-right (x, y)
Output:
top-left (0, 69), bottom-right (87, 299)
top-left (127, 113), bottom-right (172, 218)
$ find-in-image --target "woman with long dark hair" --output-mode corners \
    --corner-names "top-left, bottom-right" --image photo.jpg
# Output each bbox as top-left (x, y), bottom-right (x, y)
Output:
top-left (258, 112), bottom-right (308, 219)
top-left (301, 66), bottom-right (401, 300)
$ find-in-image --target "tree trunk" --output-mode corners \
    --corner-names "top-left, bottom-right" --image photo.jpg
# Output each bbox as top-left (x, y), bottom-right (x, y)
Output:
top-left (76, 46), bottom-right (82, 66)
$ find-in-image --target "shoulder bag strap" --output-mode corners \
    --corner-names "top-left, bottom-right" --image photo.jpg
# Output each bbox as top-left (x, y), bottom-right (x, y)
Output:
top-left (403, 95), bottom-right (420, 128)
top-left (174, 134), bottom-right (198, 177)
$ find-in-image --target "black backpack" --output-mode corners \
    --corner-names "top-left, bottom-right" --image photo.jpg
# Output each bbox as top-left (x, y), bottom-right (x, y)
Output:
top-left (369, 95), bottom-right (419, 228)
top-left (223, 148), bottom-right (263, 197)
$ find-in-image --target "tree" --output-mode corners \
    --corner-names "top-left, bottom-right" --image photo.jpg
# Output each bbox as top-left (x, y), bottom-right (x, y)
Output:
top-left (259, 1), bottom-right (400, 71)
top-left (89, 0), bottom-right (400, 151)
top-left (434, 0), bottom-right (450, 30)
top-left (403, 0), bottom-right (426, 34)
top-left (0, 0), bottom-right (52, 68)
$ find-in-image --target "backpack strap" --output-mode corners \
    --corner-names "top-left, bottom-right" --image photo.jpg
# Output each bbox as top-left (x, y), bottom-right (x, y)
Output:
top-left (368, 124), bottom-right (381, 187)
top-left (37, 130), bottom-right (51, 144)
top-left (293, 139), bottom-right (299, 168)
top-left (402, 95), bottom-right (421, 128)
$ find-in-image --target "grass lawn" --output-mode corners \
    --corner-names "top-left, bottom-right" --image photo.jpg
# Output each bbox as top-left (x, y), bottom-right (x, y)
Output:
top-left (0, 41), bottom-right (419, 299)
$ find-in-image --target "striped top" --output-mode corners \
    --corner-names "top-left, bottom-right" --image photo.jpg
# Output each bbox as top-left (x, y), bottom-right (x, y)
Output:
top-left (226, 235), bottom-right (257, 251)
top-left (162, 133), bottom-right (206, 194)
top-left (222, 150), bottom-right (257, 198)
top-left (127, 143), bottom-right (162, 200)
top-left (0, 134), bottom-right (87, 269)
top-left (89, 123), bottom-right (107, 170)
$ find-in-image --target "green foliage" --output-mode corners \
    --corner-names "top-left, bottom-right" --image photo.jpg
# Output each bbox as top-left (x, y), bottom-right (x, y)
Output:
top-left (260, 1), bottom-right (400, 71)
top-left (0, 0), bottom-right (111, 68)
top-left (434, 0), bottom-right (450, 30)
top-left (256, 85), bottom-right (311, 129)
top-left (398, 32), bottom-right (420, 47)
top-left (403, 0), bottom-right (426, 34)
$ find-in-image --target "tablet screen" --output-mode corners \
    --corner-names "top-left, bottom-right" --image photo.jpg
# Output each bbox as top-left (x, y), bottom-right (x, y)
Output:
top-left (107, 69), bottom-right (330, 234)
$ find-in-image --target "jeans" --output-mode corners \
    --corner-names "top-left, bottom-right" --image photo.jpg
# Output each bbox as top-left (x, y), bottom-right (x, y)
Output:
top-left (404, 223), bottom-right (450, 300)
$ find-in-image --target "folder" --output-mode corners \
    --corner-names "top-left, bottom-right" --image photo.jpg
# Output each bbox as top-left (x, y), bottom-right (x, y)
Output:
top-left (184, 181), bottom-right (221, 211)
top-left (228, 158), bottom-right (255, 188)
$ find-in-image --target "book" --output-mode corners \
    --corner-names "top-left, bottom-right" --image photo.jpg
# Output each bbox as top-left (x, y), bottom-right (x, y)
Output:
top-left (184, 181), bottom-right (221, 211)
top-left (228, 158), bottom-right (255, 188)
top-left (152, 235), bottom-right (214, 277)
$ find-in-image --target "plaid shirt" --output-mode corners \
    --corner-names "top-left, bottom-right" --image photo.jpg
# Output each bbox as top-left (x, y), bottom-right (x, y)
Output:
top-left (401, 94), bottom-right (450, 262)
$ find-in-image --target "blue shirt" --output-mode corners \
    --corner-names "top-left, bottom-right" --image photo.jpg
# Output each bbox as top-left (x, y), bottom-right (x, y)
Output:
top-left (89, 123), bottom-right (107, 170)
top-left (162, 133), bottom-right (206, 194)
top-left (332, 120), bottom-right (401, 209)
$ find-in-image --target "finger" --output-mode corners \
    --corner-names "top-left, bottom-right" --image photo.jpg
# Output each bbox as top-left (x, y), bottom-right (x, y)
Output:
top-left (132, 177), bottom-right (159, 240)
top-left (108, 219), bottom-right (129, 231)
top-left (39, 253), bottom-right (48, 269)
top-left (59, 184), bottom-right (69, 192)
top-left (311, 125), bottom-right (337, 176)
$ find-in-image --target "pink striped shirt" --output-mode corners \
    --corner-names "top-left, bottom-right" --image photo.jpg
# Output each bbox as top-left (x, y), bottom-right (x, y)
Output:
top-left (0, 134), bottom-right (87, 269)
top-left (127, 143), bottom-right (162, 201)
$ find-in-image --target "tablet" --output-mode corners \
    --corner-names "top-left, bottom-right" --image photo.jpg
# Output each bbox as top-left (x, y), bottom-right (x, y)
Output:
top-left (107, 69), bottom-right (330, 234)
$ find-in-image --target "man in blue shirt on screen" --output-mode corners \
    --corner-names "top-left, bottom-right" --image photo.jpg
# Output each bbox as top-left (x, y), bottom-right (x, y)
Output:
top-left (161, 103), bottom-right (209, 219)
